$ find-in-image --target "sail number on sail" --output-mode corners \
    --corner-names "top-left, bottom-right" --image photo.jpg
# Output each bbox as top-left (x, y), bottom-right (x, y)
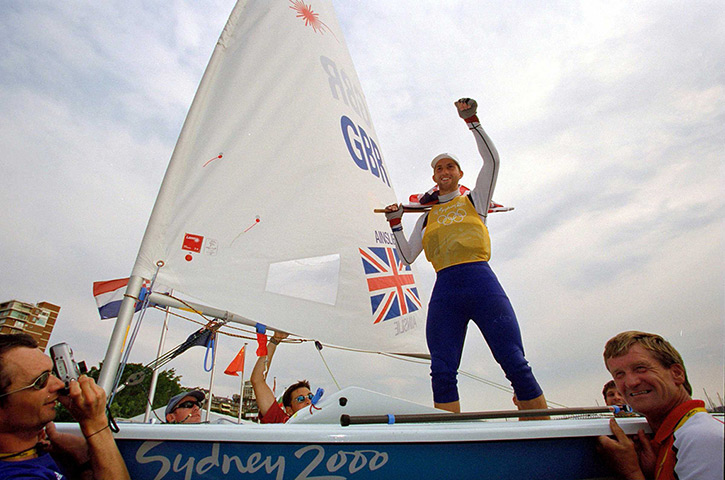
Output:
top-left (320, 55), bottom-right (391, 188)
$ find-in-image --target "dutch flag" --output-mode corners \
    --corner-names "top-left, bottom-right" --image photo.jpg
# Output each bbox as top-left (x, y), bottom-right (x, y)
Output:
top-left (92, 278), bottom-right (166, 319)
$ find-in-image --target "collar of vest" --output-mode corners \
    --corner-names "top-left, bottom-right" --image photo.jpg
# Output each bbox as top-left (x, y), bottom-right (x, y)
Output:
top-left (437, 189), bottom-right (462, 204)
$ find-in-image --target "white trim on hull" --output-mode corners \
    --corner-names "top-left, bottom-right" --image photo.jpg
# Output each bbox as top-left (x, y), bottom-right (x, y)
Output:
top-left (57, 415), bottom-right (649, 443)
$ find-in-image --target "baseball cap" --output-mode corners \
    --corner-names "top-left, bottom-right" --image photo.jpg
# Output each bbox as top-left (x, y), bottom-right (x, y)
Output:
top-left (430, 153), bottom-right (461, 169)
top-left (165, 390), bottom-right (205, 417)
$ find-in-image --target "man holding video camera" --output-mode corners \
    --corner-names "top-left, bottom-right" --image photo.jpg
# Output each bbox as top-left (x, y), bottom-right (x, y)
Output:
top-left (0, 333), bottom-right (129, 479)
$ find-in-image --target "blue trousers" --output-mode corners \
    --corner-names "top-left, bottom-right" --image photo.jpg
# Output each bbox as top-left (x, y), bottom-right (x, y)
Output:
top-left (426, 261), bottom-right (543, 404)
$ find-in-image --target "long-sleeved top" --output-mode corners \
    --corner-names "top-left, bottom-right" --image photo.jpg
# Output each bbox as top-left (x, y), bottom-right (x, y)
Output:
top-left (393, 119), bottom-right (500, 266)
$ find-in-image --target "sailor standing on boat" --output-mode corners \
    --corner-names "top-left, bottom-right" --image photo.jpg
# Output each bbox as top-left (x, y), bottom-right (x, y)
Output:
top-left (384, 98), bottom-right (547, 414)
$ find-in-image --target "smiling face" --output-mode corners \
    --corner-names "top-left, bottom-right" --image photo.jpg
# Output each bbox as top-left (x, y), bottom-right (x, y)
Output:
top-left (605, 344), bottom-right (690, 427)
top-left (432, 158), bottom-right (463, 195)
top-left (285, 386), bottom-right (313, 415)
top-left (0, 347), bottom-right (65, 435)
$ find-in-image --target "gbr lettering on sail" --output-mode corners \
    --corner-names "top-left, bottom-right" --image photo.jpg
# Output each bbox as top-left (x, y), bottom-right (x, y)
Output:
top-left (320, 56), bottom-right (391, 187)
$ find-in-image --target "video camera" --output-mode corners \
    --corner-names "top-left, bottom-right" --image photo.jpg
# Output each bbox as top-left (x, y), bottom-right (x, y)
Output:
top-left (49, 343), bottom-right (87, 394)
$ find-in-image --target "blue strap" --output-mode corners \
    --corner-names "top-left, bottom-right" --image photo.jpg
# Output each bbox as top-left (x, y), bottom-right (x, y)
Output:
top-left (387, 414), bottom-right (395, 425)
top-left (203, 334), bottom-right (216, 372)
top-left (611, 405), bottom-right (633, 414)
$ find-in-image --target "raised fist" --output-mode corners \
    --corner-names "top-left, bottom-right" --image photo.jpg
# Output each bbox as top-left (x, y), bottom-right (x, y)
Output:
top-left (455, 98), bottom-right (477, 120)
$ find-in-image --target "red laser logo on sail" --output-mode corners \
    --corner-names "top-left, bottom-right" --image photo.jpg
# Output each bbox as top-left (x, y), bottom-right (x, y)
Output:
top-left (289, 0), bottom-right (337, 40)
top-left (182, 233), bottom-right (204, 261)
top-left (182, 234), bottom-right (204, 253)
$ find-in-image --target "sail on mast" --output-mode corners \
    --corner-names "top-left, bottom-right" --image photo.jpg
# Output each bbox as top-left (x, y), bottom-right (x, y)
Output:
top-left (128, 0), bottom-right (426, 354)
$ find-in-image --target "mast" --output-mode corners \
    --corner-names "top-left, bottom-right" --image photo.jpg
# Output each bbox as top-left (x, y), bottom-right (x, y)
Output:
top-left (98, 276), bottom-right (144, 394)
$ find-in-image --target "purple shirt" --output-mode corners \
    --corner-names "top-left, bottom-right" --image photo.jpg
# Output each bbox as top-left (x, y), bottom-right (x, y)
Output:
top-left (0, 453), bottom-right (67, 479)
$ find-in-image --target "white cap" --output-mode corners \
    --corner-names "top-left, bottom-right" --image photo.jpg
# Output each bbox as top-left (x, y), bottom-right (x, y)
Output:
top-left (430, 153), bottom-right (461, 169)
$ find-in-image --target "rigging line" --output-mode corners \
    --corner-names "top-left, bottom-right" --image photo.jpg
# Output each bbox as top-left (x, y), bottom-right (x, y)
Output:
top-left (146, 320), bottom-right (228, 372)
top-left (383, 353), bottom-right (567, 408)
top-left (149, 305), bottom-right (307, 343)
top-left (155, 306), bottom-right (246, 335)
top-left (457, 371), bottom-right (515, 394)
top-left (144, 300), bottom-right (563, 404)
top-left (163, 292), bottom-right (217, 327)
top-left (456, 369), bottom-right (568, 408)
top-left (380, 353), bottom-right (516, 395)
top-left (314, 341), bottom-right (341, 390)
top-left (146, 302), bottom-right (567, 405)
top-left (150, 306), bottom-right (264, 341)
top-left (379, 352), bottom-right (429, 365)
top-left (143, 304), bottom-right (554, 404)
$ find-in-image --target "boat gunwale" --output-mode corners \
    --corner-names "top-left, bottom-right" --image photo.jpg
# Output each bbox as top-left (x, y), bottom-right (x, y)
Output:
top-left (55, 416), bottom-right (649, 443)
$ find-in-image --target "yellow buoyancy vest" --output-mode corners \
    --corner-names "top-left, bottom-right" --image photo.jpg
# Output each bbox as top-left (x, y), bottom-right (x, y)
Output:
top-left (422, 194), bottom-right (491, 272)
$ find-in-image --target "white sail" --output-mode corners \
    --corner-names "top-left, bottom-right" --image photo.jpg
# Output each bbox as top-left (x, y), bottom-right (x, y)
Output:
top-left (131, 0), bottom-right (426, 353)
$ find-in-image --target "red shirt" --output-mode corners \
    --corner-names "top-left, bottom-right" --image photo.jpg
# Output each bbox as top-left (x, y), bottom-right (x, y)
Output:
top-left (259, 401), bottom-right (289, 424)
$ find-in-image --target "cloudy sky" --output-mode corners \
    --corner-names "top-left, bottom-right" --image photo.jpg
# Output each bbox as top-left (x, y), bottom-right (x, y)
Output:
top-left (1, 0), bottom-right (723, 413)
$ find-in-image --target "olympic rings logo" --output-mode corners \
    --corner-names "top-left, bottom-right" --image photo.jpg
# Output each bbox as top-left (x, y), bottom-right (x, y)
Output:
top-left (437, 209), bottom-right (467, 225)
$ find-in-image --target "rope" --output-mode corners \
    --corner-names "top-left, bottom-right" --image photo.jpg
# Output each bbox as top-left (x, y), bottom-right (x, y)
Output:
top-left (314, 341), bottom-right (340, 390)
top-left (138, 291), bottom-right (567, 407)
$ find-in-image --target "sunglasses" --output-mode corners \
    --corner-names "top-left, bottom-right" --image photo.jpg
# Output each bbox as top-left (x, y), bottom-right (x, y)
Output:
top-left (174, 400), bottom-right (201, 411)
top-left (294, 393), bottom-right (314, 403)
top-left (0, 371), bottom-right (51, 398)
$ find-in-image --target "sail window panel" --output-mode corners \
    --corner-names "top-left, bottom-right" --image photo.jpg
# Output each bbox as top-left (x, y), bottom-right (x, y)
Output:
top-left (265, 254), bottom-right (340, 306)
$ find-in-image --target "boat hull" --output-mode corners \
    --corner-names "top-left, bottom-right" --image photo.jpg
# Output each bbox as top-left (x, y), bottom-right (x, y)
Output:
top-left (119, 436), bottom-right (609, 480)
top-left (58, 417), bottom-right (647, 479)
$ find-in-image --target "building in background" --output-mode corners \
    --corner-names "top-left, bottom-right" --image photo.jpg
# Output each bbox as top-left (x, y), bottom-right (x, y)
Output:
top-left (195, 380), bottom-right (259, 421)
top-left (0, 299), bottom-right (60, 351)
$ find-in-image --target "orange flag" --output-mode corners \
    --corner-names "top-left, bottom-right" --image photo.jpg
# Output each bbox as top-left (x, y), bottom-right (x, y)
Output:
top-left (224, 346), bottom-right (245, 376)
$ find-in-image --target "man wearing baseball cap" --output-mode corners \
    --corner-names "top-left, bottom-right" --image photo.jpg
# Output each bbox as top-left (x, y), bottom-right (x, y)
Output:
top-left (384, 98), bottom-right (547, 416)
top-left (165, 390), bottom-right (205, 424)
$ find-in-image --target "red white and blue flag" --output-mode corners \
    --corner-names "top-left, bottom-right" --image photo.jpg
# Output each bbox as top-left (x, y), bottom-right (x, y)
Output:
top-left (92, 277), bottom-right (166, 320)
top-left (408, 185), bottom-right (513, 213)
top-left (359, 246), bottom-right (421, 324)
